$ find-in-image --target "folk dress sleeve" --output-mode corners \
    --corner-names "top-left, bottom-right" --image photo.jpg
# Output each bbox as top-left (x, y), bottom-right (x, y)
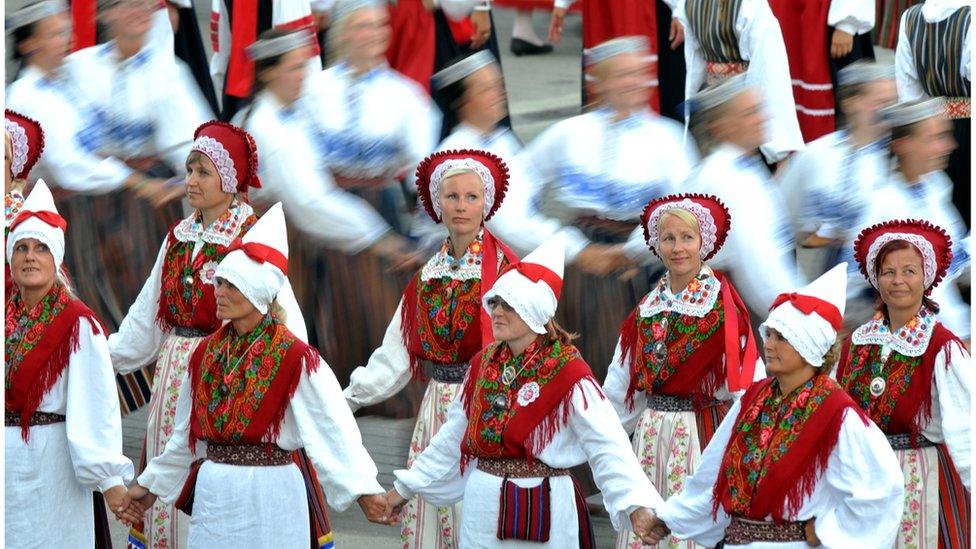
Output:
top-left (343, 300), bottom-right (413, 412)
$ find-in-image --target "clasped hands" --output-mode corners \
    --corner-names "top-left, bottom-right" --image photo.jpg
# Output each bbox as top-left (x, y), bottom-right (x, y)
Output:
top-left (105, 483), bottom-right (157, 527)
top-left (630, 507), bottom-right (671, 546)
top-left (359, 489), bottom-right (409, 526)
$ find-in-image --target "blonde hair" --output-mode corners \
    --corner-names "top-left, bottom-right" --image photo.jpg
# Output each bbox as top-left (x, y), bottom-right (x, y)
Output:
top-left (270, 298), bottom-right (287, 323)
top-left (657, 208), bottom-right (700, 235)
top-left (442, 167), bottom-right (477, 182)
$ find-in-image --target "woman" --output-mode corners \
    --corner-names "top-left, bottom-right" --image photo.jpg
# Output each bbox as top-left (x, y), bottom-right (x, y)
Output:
top-left (306, 0), bottom-right (441, 387)
top-left (344, 148), bottom-right (518, 547)
top-left (836, 219), bottom-right (971, 548)
top-left (679, 0), bottom-right (804, 164)
top-left (125, 203), bottom-right (389, 548)
top-left (5, 180), bottom-right (134, 547)
top-left (604, 193), bottom-right (762, 549)
top-left (109, 120), bottom-right (307, 549)
top-left (5, 109), bottom-right (45, 299)
top-left (385, 235), bottom-right (667, 547)
top-left (652, 263), bottom-right (905, 547)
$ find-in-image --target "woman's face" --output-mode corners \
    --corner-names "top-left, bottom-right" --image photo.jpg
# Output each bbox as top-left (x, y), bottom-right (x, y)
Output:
top-left (262, 47), bottom-right (311, 105)
top-left (877, 246), bottom-right (925, 314)
top-left (658, 213), bottom-right (702, 282)
top-left (20, 12), bottom-right (72, 67)
top-left (439, 172), bottom-right (485, 237)
top-left (893, 116), bottom-right (957, 174)
top-left (185, 154), bottom-right (233, 212)
top-left (105, 0), bottom-right (155, 39)
top-left (214, 277), bottom-right (259, 321)
top-left (10, 238), bottom-right (56, 294)
top-left (763, 328), bottom-right (807, 377)
top-left (589, 52), bottom-right (652, 113)
top-left (460, 64), bottom-right (507, 127)
top-left (342, 6), bottom-right (391, 62)
top-left (488, 296), bottom-right (534, 343)
top-left (711, 89), bottom-right (769, 152)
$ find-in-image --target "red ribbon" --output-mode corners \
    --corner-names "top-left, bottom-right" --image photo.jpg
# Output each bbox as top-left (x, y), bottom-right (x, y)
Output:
top-left (227, 238), bottom-right (288, 275)
top-left (224, 0), bottom-right (259, 98)
top-left (10, 210), bottom-right (68, 232)
top-left (770, 292), bottom-right (842, 331)
top-left (503, 262), bottom-right (563, 300)
top-left (71, 0), bottom-right (97, 51)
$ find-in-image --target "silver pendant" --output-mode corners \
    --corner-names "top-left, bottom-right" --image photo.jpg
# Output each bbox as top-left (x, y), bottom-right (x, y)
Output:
top-left (491, 393), bottom-right (509, 413)
top-left (501, 366), bottom-right (517, 385)
top-left (183, 275), bottom-right (194, 285)
top-left (869, 377), bottom-right (887, 398)
top-left (652, 340), bottom-right (668, 363)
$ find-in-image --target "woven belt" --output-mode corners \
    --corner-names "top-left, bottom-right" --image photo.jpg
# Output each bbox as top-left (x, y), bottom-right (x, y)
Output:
top-left (206, 443), bottom-right (293, 466)
top-left (705, 61), bottom-right (749, 85)
top-left (5, 411), bottom-right (66, 427)
top-left (944, 97), bottom-right (971, 119)
top-left (725, 517), bottom-right (806, 545)
top-left (886, 433), bottom-right (936, 451)
top-left (478, 458), bottom-right (569, 479)
top-left (172, 326), bottom-right (210, 338)
top-left (421, 360), bottom-right (468, 384)
top-left (647, 394), bottom-right (724, 412)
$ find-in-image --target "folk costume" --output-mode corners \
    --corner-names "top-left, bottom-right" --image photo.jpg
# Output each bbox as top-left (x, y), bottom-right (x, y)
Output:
top-left (110, 121), bottom-right (308, 549)
top-left (604, 194), bottom-right (764, 549)
top-left (394, 235), bottom-right (664, 547)
top-left (658, 263), bottom-right (905, 548)
top-left (344, 149), bottom-right (517, 547)
top-left (835, 219), bottom-right (971, 548)
top-left (137, 203), bottom-right (383, 548)
top-left (679, 0), bottom-right (804, 162)
top-left (519, 36), bottom-right (698, 373)
top-left (5, 181), bottom-right (134, 548)
top-left (4, 109), bottom-right (44, 301)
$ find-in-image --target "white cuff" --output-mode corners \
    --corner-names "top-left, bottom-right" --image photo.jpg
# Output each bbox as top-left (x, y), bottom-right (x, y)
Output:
top-left (98, 476), bottom-right (125, 493)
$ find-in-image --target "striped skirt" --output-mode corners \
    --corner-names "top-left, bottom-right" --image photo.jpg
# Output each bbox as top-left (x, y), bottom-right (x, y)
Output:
top-left (140, 333), bottom-right (207, 549)
top-left (399, 379), bottom-right (464, 548)
top-left (616, 402), bottom-right (731, 549)
top-left (894, 444), bottom-right (970, 548)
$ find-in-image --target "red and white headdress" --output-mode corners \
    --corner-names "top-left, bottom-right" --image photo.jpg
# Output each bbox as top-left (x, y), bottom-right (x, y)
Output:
top-left (854, 219), bottom-right (953, 295)
top-left (5, 109), bottom-right (45, 180)
top-left (214, 202), bottom-right (289, 315)
top-left (415, 149), bottom-right (510, 224)
top-left (641, 193), bottom-right (731, 261)
top-left (189, 121), bottom-right (262, 194)
top-left (6, 180), bottom-right (67, 269)
top-left (483, 234), bottom-right (564, 334)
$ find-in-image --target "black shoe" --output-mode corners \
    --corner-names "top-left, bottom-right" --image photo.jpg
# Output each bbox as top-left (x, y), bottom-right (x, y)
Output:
top-left (510, 38), bottom-right (554, 56)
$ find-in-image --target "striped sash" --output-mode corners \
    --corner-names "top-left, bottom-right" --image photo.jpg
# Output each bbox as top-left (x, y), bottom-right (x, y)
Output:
top-left (936, 444), bottom-right (971, 548)
top-left (686, 0), bottom-right (745, 63)
top-left (905, 5), bottom-right (971, 98)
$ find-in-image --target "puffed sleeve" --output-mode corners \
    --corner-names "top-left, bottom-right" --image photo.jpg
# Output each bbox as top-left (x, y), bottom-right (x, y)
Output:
top-left (393, 391), bottom-right (470, 505)
top-left (894, 10), bottom-right (924, 101)
top-left (343, 299), bottom-right (413, 412)
top-left (65, 317), bottom-right (135, 492)
top-left (289, 357), bottom-right (386, 511)
top-left (737, 0), bottom-right (805, 162)
top-left (656, 398), bottom-right (739, 547)
top-left (812, 410), bottom-right (904, 547)
top-left (931, 340), bottom-right (971, 489)
top-left (108, 236), bottom-right (168, 374)
top-left (138, 373), bottom-right (204, 503)
top-left (827, 0), bottom-right (874, 35)
top-left (568, 380), bottom-right (663, 531)
top-left (602, 336), bottom-right (647, 434)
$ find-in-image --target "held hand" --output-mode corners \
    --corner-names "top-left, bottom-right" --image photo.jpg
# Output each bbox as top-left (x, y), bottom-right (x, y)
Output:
top-left (830, 28), bottom-right (854, 59)
top-left (103, 485), bottom-right (131, 518)
top-left (547, 7), bottom-right (567, 44)
top-left (151, 180), bottom-right (187, 208)
top-left (358, 493), bottom-right (392, 525)
top-left (669, 18), bottom-right (685, 49)
top-left (128, 484), bottom-right (158, 513)
top-left (574, 244), bottom-right (636, 277)
top-left (470, 9), bottom-right (492, 48)
top-left (630, 508), bottom-right (670, 545)
top-left (385, 488), bottom-right (408, 525)
top-left (804, 518), bottom-right (822, 547)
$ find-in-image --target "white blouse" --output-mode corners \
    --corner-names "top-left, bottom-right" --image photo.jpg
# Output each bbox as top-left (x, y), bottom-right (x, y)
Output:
top-left (895, 0), bottom-right (972, 101)
top-left (657, 398), bottom-right (904, 548)
top-left (138, 356), bottom-right (385, 512)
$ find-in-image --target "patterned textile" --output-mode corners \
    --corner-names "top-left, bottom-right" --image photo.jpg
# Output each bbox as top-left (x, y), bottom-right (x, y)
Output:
top-left (685, 0), bottom-right (745, 63)
top-left (904, 5), bottom-right (971, 99)
top-left (838, 342), bottom-right (922, 431)
top-left (875, 0), bottom-right (920, 49)
top-left (497, 477), bottom-right (552, 542)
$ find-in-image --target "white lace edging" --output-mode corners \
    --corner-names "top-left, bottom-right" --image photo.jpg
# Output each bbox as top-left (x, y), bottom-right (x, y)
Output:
top-left (638, 270), bottom-right (721, 319)
top-left (851, 310), bottom-right (936, 358)
top-left (430, 158), bottom-right (496, 220)
top-left (173, 201), bottom-right (254, 246)
top-left (192, 136), bottom-right (239, 193)
top-left (866, 232), bottom-right (937, 290)
top-left (645, 199), bottom-right (720, 259)
top-left (5, 119), bottom-right (29, 178)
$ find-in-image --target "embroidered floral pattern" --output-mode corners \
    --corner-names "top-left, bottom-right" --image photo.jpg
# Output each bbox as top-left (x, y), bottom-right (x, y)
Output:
top-left (638, 268), bottom-right (721, 318)
top-left (4, 285), bottom-right (71, 389)
top-left (839, 341), bottom-right (921, 431)
top-left (851, 310), bottom-right (935, 357)
top-left (720, 376), bottom-right (833, 516)
top-left (419, 231), bottom-right (485, 281)
top-left (193, 316), bottom-right (297, 442)
top-left (5, 190), bottom-right (25, 233)
top-left (898, 449), bottom-right (923, 549)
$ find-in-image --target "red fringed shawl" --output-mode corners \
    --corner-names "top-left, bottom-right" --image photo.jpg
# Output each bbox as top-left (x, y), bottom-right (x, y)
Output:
top-left (712, 374), bottom-right (866, 522)
top-left (400, 230), bottom-right (517, 380)
top-left (458, 339), bottom-right (603, 473)
top-left (156, 214), bottom-right (257, 332)
top-left (187, 316), bottom-right (320, 449)
top-left (618, 270), bottom-right (758, 409)
top-left (5, 285), bottom-right (104, 440)
top-left (837, 321), bottom-right (964, 441)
